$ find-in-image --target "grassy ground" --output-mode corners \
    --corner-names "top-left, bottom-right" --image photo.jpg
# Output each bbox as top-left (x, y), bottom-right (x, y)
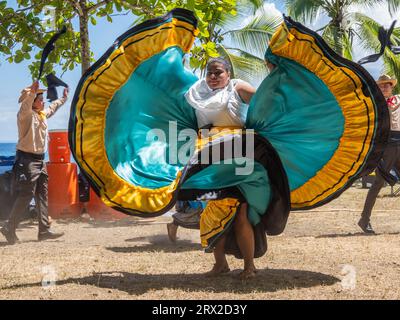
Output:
top-left (1, 184), bottom-right (400, 300)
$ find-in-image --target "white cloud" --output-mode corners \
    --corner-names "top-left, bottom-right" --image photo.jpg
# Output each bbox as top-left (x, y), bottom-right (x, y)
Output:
top-left (240, 2), bottom-right (283, 28)
top-left (349, 3), bottom-right (397, 78)
top-left (262, 2), bottom-right (283, 17)
top-left (350, 3), bottom-right (399, 28)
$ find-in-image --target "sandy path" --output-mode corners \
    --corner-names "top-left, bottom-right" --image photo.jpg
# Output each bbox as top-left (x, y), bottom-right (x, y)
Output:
top-left (1, 185), bottom-right (400, 300)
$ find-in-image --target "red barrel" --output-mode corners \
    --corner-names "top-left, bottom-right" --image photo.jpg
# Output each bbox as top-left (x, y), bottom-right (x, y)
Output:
top-left (48, 130), bottom-right (71, 163)
top-left (86, 188), bottom-right (126, 220)
top-left (47, 162), bottom-right (81, 218)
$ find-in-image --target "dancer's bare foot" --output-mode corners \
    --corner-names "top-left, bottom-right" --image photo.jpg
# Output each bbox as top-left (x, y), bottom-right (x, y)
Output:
top-left (205, 263), bottom-right (230, 277)
top-left (167, 223), bottom-right (178, 243)
top-left (238, 267), bottom-right (257, 280)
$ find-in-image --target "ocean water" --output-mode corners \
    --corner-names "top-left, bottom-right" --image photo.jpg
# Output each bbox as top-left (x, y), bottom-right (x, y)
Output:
top-left (0, 143), bottom-right (51, 174)
top-left (0, 143), bottom-right (16, 174)
top-left (0, 143), bottom-right (17, 157)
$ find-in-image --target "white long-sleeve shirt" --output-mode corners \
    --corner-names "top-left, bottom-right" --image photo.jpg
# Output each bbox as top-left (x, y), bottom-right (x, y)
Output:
top-left (16, 88), bottom-right (67, 155)
top-left (388, 94), bottom-right (400, 131)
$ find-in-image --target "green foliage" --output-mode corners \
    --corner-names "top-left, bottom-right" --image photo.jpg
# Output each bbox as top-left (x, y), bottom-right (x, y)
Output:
top-left (286, 0), bottom-right (400, 93)
top-left (0, 0), bottom-right (280, 85)
top-left (0, 0), bottom-right (162, 78)
top-left (355, 12), bottom-right (400, 93)
top-left (153, 0), bottom-right (281, 84)
top-left (128, 0), bottom-right (242, 72)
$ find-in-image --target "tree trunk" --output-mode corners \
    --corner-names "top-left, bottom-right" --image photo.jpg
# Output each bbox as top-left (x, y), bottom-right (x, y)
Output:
top-left (333, 5), bottom-right (345, 57)
top-left (332, 18), bottom-right (345, 56)
top-left (79, 0), bottom-right (90, 74)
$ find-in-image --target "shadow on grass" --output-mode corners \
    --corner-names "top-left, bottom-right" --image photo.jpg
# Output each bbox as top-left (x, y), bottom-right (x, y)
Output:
top-left (107, 235), bottom-right (202, 253)
top-left (315, 231), bottom-right (400, 239)
top-left (28, 216), bottom-right (167, 229)
top-left (0, 239), bottom-right (66, 247)
top-left (0, 221), bottom-right (39, 246)
top-left (1, 215), bottom-right (170, 229)
top-left (83, 218), bottom-right (167, 229)
top-left (1, 268), bottom-right (340, 294)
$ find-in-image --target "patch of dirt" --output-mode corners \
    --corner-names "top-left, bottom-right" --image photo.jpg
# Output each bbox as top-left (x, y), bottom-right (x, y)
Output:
top-left (1, 186), bottom-right (400, 300)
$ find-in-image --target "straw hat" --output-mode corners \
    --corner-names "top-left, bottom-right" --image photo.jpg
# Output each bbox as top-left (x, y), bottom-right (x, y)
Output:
top-left (376, 74), bottom-right (397, 87)
top-left (18, 87), bottom-right (46, 103)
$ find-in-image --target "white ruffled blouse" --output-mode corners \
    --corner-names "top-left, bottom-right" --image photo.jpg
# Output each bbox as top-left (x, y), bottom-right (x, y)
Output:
top-left (184, 79), bottom-right (249, 128)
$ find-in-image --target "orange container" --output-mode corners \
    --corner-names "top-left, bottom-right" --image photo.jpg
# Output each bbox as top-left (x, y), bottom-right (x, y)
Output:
top-left (47, 162), bottom-right (81, 218)
top-left (48, 130), bottom-right (71, 163)
top-left (86, 188), bottom-right (126, 220)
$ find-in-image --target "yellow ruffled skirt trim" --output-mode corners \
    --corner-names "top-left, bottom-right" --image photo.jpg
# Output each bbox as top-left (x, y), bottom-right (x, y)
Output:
top-left (200, 198), bottom-right (241, 249)
top-left (73, 18), bottom-right (198, 213)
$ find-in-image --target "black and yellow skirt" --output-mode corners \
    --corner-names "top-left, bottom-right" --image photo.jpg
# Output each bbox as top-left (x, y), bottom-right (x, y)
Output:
top-left (69, 9), bottom-right (389, 258)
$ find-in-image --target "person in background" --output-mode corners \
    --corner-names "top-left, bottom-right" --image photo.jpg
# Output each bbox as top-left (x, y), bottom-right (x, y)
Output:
top-left (0, 81), bottom-right (68, 245)
top-left (167, 201), bottom-right (205, 242)
top-left (359, 74), bottom-right (400, 234)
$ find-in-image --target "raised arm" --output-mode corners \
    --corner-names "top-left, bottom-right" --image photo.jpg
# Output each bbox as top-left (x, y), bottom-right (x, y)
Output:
top-left (235, 81), bottom-right (256, 105)
top-left (18, 81), bottom-right (39, 117)
top-left (45, 87), bottom-right (69, 118)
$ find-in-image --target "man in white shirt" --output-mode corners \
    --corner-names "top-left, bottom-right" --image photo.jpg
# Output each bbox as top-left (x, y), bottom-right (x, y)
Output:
top-left (359, 74), bottom-right (400, 234)
top-left (1, 81), bottom-right (68, 244)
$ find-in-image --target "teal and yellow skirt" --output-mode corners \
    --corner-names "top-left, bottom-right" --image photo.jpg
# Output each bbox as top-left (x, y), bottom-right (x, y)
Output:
top-left (69, 9), bottom-right (389, 257)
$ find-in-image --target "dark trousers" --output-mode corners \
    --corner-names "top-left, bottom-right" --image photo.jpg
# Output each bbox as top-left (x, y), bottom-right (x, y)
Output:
top-left (6, 151), bottom-right (50, 233)
top-left (361, 139), bottom-right (400, 222)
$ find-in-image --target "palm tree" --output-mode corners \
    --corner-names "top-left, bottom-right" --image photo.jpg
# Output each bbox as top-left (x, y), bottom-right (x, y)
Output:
top-left (285, 0), bottom-right (400, 92)
top-left (286, 0), bottom-right (358, 59)
top-left (130, 0), bottom-right (282, 86)
top-left (356, 14), bottom-right (400, 93)
top-left (193, 0), bottom-right (283, 86)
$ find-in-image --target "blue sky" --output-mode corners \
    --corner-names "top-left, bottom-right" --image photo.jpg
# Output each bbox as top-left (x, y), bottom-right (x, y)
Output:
top-left (0, 1), bottom-right (394, 142)
top-left (0, 0), bottom-right (141, 142)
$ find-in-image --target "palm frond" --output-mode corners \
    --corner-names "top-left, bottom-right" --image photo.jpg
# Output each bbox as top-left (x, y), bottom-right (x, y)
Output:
top-left (342, 31), bottom-right (354, 60)
top-left (353, 13), bottom-right (381, 52)
top-left (218, 45), bottom-right (268, 87)
top-left (238, 9), bottom-right (283, 31)
top-left (392, 26), bottom-right (400, 43)
top-left (383, 49), bottom-right (400, 94)
top-left (387, 0), bottom-right (400, 17)
top-left (285, 0), bottom-right (323, 24)
top-left (345, 0), bottom-right (387, 7)
top-left (320, 22), bottom-right (349, 56)
top-left (321, 23), bottom-right (336, 51)
top-left (223, 13), bottom-right (282, 59)
top-left (239, 0), bottom-right (265, 14)
top-left (216, 0), bottom-right (258, 29)
top-left (355, 13), bottom-right (400, 93)
top-left (216, 9), bottom-right (243, 30)
top-left (224, 46), bottom-right (267, 62)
